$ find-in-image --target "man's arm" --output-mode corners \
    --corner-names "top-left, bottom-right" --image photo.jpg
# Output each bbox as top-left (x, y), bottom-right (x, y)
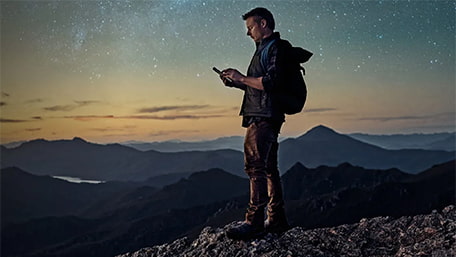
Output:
top-left (222, 43), bottom-right (283, 92)
top-left (221, 68), bottom-right (264, 91)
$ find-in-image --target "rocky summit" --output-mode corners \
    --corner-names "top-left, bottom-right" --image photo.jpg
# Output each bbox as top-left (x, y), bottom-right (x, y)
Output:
top-left (116, 205), bottom-right (455, 257)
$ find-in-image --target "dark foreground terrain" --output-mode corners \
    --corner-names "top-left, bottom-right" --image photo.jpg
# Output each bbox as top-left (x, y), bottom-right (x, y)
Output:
top-left (117, 205), bottom-right (456, 257)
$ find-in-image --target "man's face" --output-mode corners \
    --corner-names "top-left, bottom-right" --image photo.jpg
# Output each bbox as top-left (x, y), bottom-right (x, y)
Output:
top-left (245, 16), bottom-right (264, 42)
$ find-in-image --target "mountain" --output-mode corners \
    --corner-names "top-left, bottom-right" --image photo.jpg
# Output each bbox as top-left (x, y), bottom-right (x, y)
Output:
top-left (2, 161), bottom-right (454, 257)
top-left (82, 168), bottom-right (248, 221)
top-left (144, 171), bottom-right (193, 188)
top-left (202, 160), bottom-right (454, 230)
top-left (2, 126), bottom-right (453, 182)
top-left (1, 137), bottom-right (245, 181)
top-left (2, 167), bottom-right (249, 257)
top-left (0, 167), bottom-right (141, 225)
top-left (349, 131), bottom-right (456, 151)
top-left (122, 131), bottom-right (456, 152)
top-left (123, 136), bottom-right (245, 152)
top-left (115, 205), bottom-right (456, 257)
top-left (281, 162), bottom-right (409, 201)
top-left (281, 160), bottom-right (455, 229)
top-left (0, 140), bottom-right (26, 149)
top-left (6, 129), bottom-right (451, 153)
top-left (425, 134), bottom-right (456, 151)
top-left (279, 125), bottom-right (455, 173)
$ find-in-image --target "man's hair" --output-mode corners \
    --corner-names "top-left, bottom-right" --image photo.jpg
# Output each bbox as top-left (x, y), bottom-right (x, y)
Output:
top-left (242, 7), bottom-right (275, 31)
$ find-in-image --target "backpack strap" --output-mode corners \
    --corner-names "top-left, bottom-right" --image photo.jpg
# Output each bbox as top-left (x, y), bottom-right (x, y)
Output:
top-left (260, 38), bottom-right (277, 73)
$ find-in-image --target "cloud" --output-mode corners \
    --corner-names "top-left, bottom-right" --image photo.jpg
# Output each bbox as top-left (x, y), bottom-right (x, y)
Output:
top-left (64, 113), bottom-right (225, 121)
top-left (358, 115), bottom-right (431, 122)
top-left (138, 105), bottom-right (210, 113)
top-left (25, 98), bottom-right (44, 104)
top-left (0, 117), bottom-right (42, 123)
top-left (64, 115), bottom-right (115, 121)
top-left (90, 125), bottom-right (136, 132)
top-left (44, 105), bottom-right (77, 112)
top-left (25, 128), bottom-right (41, 132)
top-left (99, 133), bottom-right (137, 139)
top-left (0, 118), bottom-right (28, 123)
top-left (357, 112), bottom-right (454, 122)
top-left (305, 108), bottom-right (338, 113)
top-left (74, 100), bottom-right (101, 106)
top-left (122, 114), bottom-right (225, 120)
top-left (148, 129), bottom-right (200, 137)
top-left (44, 100), bottom-right (100, 112)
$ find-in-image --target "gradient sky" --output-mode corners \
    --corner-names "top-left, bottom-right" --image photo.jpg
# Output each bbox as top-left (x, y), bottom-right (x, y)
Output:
top-left (1, 0), bottom-right (455, 144)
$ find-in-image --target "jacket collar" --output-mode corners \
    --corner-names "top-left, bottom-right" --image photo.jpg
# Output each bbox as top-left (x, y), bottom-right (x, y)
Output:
top-left (256, 32), bottom-right (281, 49)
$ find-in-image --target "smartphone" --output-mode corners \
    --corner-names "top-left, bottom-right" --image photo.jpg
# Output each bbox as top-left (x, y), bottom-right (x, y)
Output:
top-left (212, 67), bottom-right (232, 82)
top-left (212, 67), bottom-right (222, 75)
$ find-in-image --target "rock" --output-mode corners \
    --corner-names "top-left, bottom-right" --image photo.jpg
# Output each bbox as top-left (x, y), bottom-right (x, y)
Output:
top-left (116, 206), bottom-right (456, 257)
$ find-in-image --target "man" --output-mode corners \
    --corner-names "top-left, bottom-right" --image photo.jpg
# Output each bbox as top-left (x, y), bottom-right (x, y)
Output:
top-left (220, 7), bottom-right (290, 240)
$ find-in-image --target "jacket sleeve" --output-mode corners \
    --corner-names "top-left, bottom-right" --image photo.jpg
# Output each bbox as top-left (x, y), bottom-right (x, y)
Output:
top-left (261, 42), bottom-right (286, 92)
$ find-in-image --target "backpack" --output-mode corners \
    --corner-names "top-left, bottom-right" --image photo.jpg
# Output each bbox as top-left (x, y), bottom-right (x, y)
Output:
top-left (260, 39), bottom-right (312, 115)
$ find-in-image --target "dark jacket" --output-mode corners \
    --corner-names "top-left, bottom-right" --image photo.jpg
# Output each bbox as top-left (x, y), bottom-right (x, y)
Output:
top-left (240, 32), bottom-right (285, 125)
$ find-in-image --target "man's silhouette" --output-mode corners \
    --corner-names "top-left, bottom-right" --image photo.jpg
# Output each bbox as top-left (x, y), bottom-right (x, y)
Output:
top-left (220, 7), bottom-right (290, 240)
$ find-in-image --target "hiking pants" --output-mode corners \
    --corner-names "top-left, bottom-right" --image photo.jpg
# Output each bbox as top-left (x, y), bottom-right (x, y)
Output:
top-left (243, 120), bottom-right (286, 227)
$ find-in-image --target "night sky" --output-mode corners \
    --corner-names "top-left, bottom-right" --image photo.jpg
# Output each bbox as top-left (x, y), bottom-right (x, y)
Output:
top-left (1, 0), bottom-right (455, 143)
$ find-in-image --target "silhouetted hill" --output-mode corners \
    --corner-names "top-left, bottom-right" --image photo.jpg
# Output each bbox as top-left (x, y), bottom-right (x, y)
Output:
top-left (3, 161), bottom-right (453, 257)
top-left (279, 125), bottom-right (455, 173)
top-left (283, 160), bottom-right (455, 229)
top-left (84, 168), bottom-right (248, 221)
top-left (0, 167), bottom-right (140, 225)
top-left (2, 167), bottom-right (248, 257)
top-left (281, 162), bottom-right (409, 200)
top-left (1, 137), bottom-right (245, 181)
top-left (204, 160), bottom-right (455, 230)
top-left (144, 171), bottom-right (193, 188)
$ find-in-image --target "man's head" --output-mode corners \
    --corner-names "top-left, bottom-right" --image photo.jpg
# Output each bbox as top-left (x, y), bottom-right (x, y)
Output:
top-left (242, 7), bottom-right (275, 42)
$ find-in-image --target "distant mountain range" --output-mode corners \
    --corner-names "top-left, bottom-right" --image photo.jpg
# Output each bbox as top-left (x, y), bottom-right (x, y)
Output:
top-left (2, 161), bottom-right (454, 257)
top-left (349, 132), bottom-right (455, 151)
top-left (1, 126), bottom-right (454, 182)
top-left (117, 130), bottom-right (456, 152)
top-left (3, 126), bottom-right (453, 153)
top-left (278, 125), bottom-right (454, 173)
top-left (122, 136), bottom-right (245, 152)
top-left (1, 137), bottom-right (245, 181)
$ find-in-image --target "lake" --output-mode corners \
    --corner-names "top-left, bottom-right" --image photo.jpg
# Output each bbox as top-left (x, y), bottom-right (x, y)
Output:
top-left (52, 176), bottom-right (105, 184)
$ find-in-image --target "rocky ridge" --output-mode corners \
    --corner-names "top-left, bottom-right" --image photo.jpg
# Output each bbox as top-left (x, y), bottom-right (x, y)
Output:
top-left (117, 205), bottom-right (455, 257)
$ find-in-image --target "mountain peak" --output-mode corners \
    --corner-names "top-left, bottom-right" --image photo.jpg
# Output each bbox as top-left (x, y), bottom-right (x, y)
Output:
top-left (116, 206), bottom-right (455, 257)
top-left (309, 124), bottom-right (337, 133)
top-left (299, 125), bottom-right (339, 139)
top-left (72, 137), bottom-right (87, 143)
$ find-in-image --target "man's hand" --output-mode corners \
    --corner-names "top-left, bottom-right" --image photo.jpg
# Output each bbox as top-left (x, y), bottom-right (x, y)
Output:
top-left (219, 68), bottom-right (246, 89)
top-left (222, 68), bottom-right (246, 83)
top-left (222, 68), bottom-right (264, 91)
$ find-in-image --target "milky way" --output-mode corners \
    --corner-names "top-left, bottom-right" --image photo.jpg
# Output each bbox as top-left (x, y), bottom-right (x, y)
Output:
top-left (1, 0), bottom-right (455, 142)
top-left (4, 0), bottom-right (453, 79)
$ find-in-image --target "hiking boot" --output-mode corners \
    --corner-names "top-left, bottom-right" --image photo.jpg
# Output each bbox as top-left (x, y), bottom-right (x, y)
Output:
top-left (264, 219), bottom-right (291, 234)
top-left (226, 222), bottom-right (265, 240)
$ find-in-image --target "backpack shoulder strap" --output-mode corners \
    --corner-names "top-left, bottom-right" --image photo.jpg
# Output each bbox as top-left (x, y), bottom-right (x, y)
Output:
top-left (260, 38), bottom-right (277, 72)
